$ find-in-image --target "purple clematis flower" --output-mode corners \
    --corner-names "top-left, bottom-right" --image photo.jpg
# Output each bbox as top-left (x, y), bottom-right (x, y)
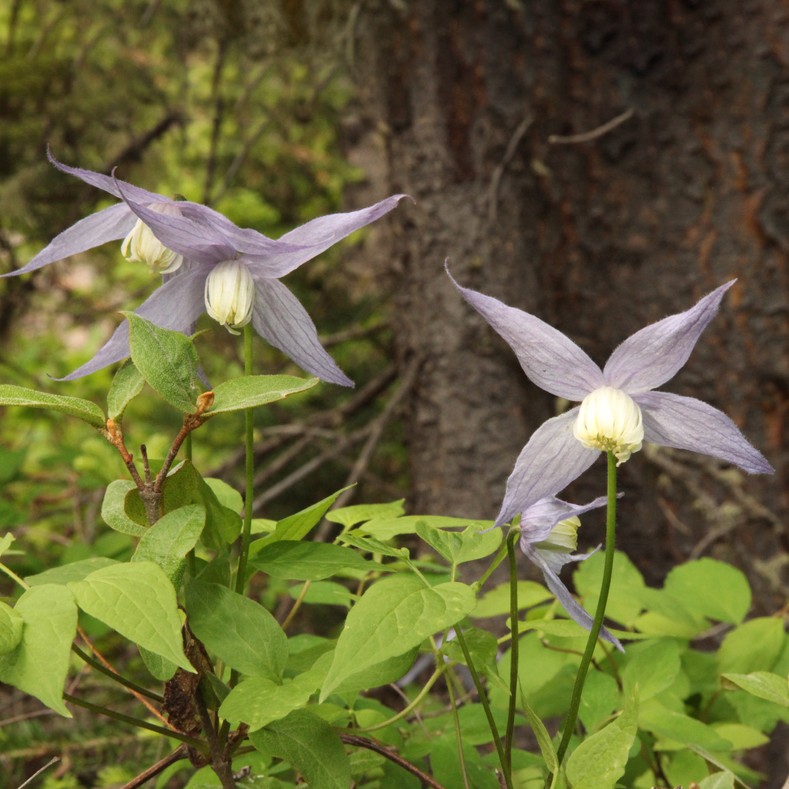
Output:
top-left (447, 266), bottom-right (774, 526)
top-left (4, 152), bottom-right (407, 385)
top-left (519, 494), bottom-right (622, 650)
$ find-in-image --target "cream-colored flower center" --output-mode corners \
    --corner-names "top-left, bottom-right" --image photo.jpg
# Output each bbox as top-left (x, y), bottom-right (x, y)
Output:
top-left (573, 386), bottom-right (644, 465)
top-left (204, 260), bottom-right (254, 334)
top-left (535, 516), bottom-right (580, 553)
top-left (121, 203), bottom-right (183, 274)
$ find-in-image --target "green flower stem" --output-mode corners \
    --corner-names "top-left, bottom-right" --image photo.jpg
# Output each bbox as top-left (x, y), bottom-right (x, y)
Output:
top-left (63, 692), bottom-right (207, 751)
top-left (443, 661), bottom-right (470, 788)
top-left (555, 450), bottom-right (618, 765)
top-left (504, 530), bottom-right (520, 772)
top-left (352, 668), bottom-right (442, 733)
top-left (455, 627), bottom-right (513, 789)
top-left (234, 325), bottom-right (255, 595)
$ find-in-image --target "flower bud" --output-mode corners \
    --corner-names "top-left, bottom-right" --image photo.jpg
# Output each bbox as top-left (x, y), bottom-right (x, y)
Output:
top-left (204, 260), bottom-right (255, 334)
top-left (121, 203), bottom-right (184, 274)
top-left (573, 385), bottom-right (644, 465)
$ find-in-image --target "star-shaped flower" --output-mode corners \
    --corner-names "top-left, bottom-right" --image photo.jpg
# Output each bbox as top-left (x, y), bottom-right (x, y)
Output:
top-left (519, 494), bottom-right (622, 650)
top-left (447, 267), bottom-right (774, 526)
top-left (5, 152), bottom-right (407, 385)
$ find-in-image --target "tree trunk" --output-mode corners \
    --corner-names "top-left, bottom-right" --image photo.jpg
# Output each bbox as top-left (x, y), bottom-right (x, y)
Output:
top-left (354, 1), bottom-right (786, 613)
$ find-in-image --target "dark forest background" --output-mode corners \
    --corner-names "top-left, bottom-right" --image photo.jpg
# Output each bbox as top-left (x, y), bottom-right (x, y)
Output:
top-left (0, 0), bottom-right (786, 784)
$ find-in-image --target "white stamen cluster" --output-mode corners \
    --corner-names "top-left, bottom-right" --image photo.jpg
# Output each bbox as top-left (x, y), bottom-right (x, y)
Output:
top-left (204, 260), bottom-right (255, 334)
top-left (121, 203), bottom-right (184, 274)
top-left (573, 385), bottom-right (644, 465)
top-left (536, 516), bottom-right (581, 554)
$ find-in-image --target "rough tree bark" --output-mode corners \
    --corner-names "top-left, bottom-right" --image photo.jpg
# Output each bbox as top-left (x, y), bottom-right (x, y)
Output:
top-left (354, 2), bottom-right (788, 777)
top-left (354, 3), bottom-right (786, 612)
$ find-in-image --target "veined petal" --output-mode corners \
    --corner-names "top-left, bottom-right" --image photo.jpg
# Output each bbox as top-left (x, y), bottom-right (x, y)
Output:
top-left (251, 275), bottom-right (353, 387)
top-left (178, 202), bottom-right (306, 260)
top-left (48, 149), bottom-right (167, 206)
top-left (116, 181), bottom-right (236, 265)
top-left (524, 547), bottom-right (623, 650)
top-left (447, 266), bottom-right (603, 400)
top-left (245, 195), bottom-right (410, 278)
top-left (636, 390), bottom-right (774, 474)
top-left (2, 203), bottom-right (136, 278)
top-left (496, 410), bottom-right (599, 526)
top-left (603, 280), bottom-right (736, 393)
top-left (57, 263), bottom-right (211, 380)
top-left (520, 495), bottom-right (608, 545)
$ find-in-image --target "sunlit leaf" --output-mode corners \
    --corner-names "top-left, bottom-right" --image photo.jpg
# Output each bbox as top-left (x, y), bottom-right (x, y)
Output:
top-left (0, 385), bottom-right (104, 428)
top-left (68, 562), bottom-right (192, 671)
top-left (0, 584), bottom-right (77, 716)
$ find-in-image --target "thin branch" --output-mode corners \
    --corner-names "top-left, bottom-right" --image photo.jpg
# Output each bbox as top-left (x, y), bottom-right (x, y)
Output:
top-left (16, 757), bottom-right (59, 788)
top-left (548, 107), bottom-right (634, 145)
top-left (317, 357), bottom-right (420, 535)
top-left (63, 693), bottom-right (206, 751)
top-left (340, 733), bottom-right (447, 789)
top-left (121, 745), bottom-right (189, 789)
top-left (488, 114), bottom-right (533, 223)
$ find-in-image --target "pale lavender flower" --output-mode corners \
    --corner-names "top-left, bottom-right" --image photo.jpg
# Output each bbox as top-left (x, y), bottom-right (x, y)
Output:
top-left (447, 266), bottom-right (774, 526)
top-left (4, 152), bottom-right (407, 385)
top-left (519, 494), bottom-right (622, 650)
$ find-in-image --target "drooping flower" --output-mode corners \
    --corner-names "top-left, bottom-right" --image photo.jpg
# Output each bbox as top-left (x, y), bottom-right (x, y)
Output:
top-left (519, 494), bottom-right (622, 650)
top-left (4, 151), bottom-right (407, 385)
top-left (447, 265), bottom-right (774, 526)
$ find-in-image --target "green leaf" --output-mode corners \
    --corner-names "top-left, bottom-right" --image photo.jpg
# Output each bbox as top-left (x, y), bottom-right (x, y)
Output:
top-left (321, 575), bottom-right (476, 700)
top-left (361, 514), bottom-right (492, 542)
top-left (208, 375), bottom-right (318, 414)
top-left (220, 660), bottom-right (327, 731)
top-left (0, 532), bottom-right (14, 559)
top-left (107, 360), bottom-right (145, 420)
top-left (139, 647), bottom-right (177, 682)
top-left (621, 639), bottom-right (682, 702)
top-left (698, 772), bottom-right (736, 789)
top-left (632, 587), bottom-right (706, 638)
top-left (710, 722), bottom-right (769, 749)
top-left (250, 487), bottom-right (353, 553)
top-left (577, 670), bottom-right (621, 732)
top-left (124, 313), bottom-right (202, 413)
top-left (0, 385), bottom-right (105, 428)
top-left (332, 647), bottom-right (420, 695)
top-left (573, 550), bottom-right (646, 626)
top-left (249, 709), bottom-right (351, 789)
top-left (289, 580), bottom-right (354, 608)
top-left (0, 601), bottom-right (23, 654)
top-left (722, 671), bottom-right (789, 708)
top-left (338, 532), bottom-right (410, 561)
top-left (566, 692), bottom-right (638, 789)
top-left (415, 520), bottom-right (501, 565)
top-left (0, 584), bottom-right (78, 716)
top-left (204, 478), bottom-right (243, 513)
top-left (251, 541), bottom-right (380, 580)
top-left (25, 557), bottom-right (118, 586)
top-left (664, 559), bottom-right (751, 624)
top-left (133, 504), bottom-right (205, 583)
top-left (521, 694), bottom-right (559, 774)
top-left (718, 617), bottom-right (786, 673)
top-left (472, 581), bottom-right (552, 618)
top-left (162, 461), bottom-right (240, 549)
top-left (638, 699), bottom-right (732, 750)
top-left (185, 580), bottom-right (287, 679)
top-left (325, 500), bottom-right (406, 529)
top-left (101, 480), bottom-right (147, 537)
top-left (68, 562), bottom-right (192, 671)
